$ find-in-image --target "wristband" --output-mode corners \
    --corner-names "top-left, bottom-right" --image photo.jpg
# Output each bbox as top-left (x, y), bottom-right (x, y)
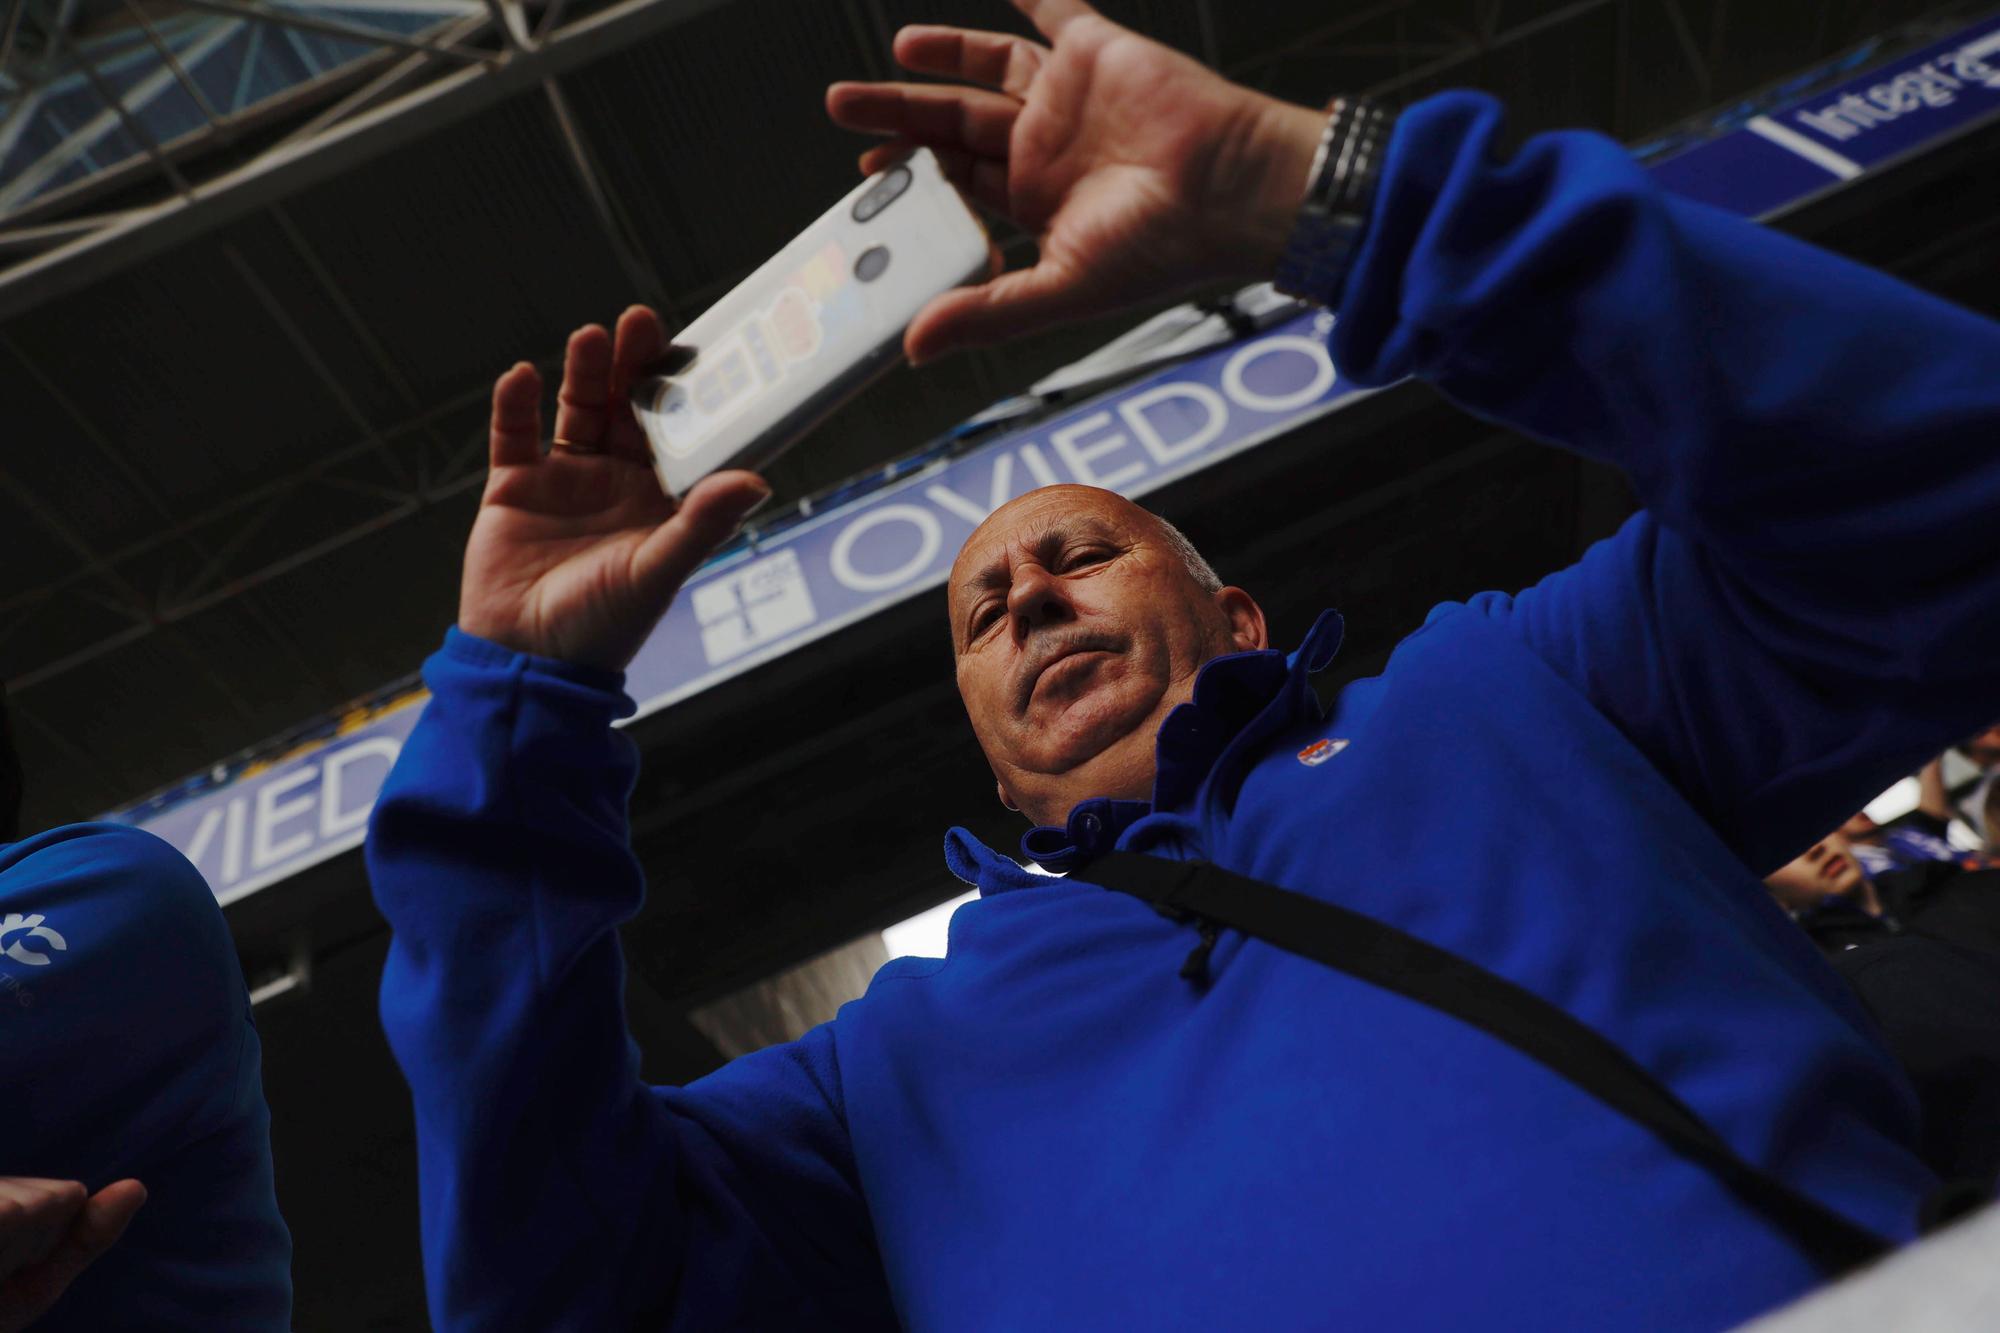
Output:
top-left (1273, 97), bottom-right (1393, 308)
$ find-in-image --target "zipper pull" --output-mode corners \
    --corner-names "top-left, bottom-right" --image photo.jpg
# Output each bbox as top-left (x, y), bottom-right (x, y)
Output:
top-left (1179, 915), bottom-right (1220, 986)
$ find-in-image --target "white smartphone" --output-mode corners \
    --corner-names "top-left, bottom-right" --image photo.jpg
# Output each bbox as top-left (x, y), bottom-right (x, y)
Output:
top-left (634, 147), bottom-right (991, 499)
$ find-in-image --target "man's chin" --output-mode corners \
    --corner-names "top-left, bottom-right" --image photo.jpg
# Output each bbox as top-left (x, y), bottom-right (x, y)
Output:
top-left (1023, 689), bottom-right (1161, 776)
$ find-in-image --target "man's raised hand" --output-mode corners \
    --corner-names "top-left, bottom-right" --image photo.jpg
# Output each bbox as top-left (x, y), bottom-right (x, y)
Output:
top-left (826, 0), bottom-right (1323, 364)
top-left (0, 1176), bottom-right (146, 1332)
top-left (457, 305), bottom-right (770, 671)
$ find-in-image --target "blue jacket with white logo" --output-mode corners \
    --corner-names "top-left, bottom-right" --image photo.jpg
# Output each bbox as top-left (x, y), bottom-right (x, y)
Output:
top-left (0, 823), bottom-right (292, 1329)
top-left (368, 91), bottom-right (2000, 1329)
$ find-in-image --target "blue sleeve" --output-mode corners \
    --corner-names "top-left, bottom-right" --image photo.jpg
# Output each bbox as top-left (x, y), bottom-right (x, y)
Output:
top-left (0, 824), bottom-right (291, 1331)
top-left (1333, 91), bottom-right (2000, 872)
top-left (367, 631), bottom-right (895, 1330)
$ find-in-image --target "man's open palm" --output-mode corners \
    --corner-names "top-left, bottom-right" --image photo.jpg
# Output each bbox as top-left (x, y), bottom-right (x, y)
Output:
top-left (827, 0), bottom-right (1314, 363)
top-left (459, 306), bottom-right (769, 671)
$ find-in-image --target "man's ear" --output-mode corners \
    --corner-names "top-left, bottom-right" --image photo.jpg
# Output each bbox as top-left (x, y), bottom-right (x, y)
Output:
top-left (1214, 586), bottom-right (1268, 653)
top-left (995, 778), bottom-right (1019, 813)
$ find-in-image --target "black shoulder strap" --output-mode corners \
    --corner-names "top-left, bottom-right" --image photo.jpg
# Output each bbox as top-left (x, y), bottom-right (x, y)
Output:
top-left (1085, 851), bottom-right (1895, 1278)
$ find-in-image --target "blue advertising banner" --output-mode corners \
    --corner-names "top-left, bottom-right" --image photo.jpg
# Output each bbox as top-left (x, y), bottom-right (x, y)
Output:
top-left (621, 316), bottom-right (1350, 717)
top-left (1649, 16), bottom-right (2000, 214)
top-left (121, 12), bottom-right (2000, 905)
top-left (137, 702), bottom-right (425, 907)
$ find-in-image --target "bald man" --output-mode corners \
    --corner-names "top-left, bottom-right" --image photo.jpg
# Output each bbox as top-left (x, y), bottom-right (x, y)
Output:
top-left (367, 2), bottom-right (2000, 1328)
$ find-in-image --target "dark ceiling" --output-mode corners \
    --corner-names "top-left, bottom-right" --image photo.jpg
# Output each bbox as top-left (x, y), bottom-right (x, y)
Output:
top-left (2, 0), bottom-right (1989, 834)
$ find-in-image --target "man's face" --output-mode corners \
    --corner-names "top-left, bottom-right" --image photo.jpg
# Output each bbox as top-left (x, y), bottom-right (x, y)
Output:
top-left (1961, 724), bottom-right (2000, 769)
top-left (1837, 811), bottom-right (1879, 843)
top-left (948, 486), bottom-right (1262, 827)
top-left (1765, 835), bottom-right (1867, 912)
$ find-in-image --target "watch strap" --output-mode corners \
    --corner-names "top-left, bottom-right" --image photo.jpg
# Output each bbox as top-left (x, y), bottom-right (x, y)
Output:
top-left (1274, 97), bottom-right (1394, 307)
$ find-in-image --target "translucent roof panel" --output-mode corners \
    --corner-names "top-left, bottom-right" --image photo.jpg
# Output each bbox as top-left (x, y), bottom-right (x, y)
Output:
top-left (0, 3), bottom-right (485, 218)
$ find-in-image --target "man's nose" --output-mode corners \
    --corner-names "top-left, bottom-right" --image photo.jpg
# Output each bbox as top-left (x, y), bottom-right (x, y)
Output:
top-left (1007, 563), bottom-right (1071, 638)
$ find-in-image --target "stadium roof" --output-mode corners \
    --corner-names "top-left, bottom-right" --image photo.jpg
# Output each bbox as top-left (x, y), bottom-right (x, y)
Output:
top-left (4, 0), bottom-right (1990, 833)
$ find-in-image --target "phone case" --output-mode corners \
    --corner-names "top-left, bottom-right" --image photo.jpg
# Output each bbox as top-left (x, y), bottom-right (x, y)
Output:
top-left (635, 147), bottom-right (991, 499)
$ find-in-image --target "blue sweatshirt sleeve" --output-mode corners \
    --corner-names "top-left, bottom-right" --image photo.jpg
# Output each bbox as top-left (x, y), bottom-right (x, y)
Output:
top-left (367, 630), bottom-right (896, 1330)
top-left (1332, 91), bottom-right (2000, 873)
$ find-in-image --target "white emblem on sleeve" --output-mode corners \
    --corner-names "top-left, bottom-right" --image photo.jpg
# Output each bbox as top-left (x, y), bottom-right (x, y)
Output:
top-left (0, 912), bottom-right (68, 966)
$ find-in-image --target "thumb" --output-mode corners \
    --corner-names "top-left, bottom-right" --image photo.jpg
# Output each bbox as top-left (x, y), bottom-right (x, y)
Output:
top-left (631, 471), bottom-right (771, 606)
top-left (2, 1181), bottom-right (145, 1327)
top-left (905, 262), bottom-right (1085, 365)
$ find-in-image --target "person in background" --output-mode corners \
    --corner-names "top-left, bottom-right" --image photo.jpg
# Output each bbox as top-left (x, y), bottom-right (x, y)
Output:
top-left (1765, 817), bottom-right (2000, 1194)
top-left (1767, 818), bottom-right (2000, 958)
top-left (1959, 724), bottom-right (2000, 771)
top-left (1840, 758), bottom-right (1958, 879)
top-left (1948, 724), bottom-right (2000, 856)
top-left (1767, 833), bottom-right (1885, 938)
top-left (0, 689), bottom-right (291, 1329)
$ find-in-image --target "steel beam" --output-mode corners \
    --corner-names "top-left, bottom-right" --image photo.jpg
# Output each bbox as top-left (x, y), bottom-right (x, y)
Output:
top-left (1660, 0), bottom-right (1714, 103)
top-left (0, 19), bottom-right (240, 212)
top-left (122, 0), bottom-right (226, 129)
top-left (0, 23), bottom-right (402, 229)
top-left (541, 75), bottom-right (668, 307)
top-left (0, 322), bottom-right (350, 700)
top-left (173, 0), bottom-right (496, 66)
top-left (481, 0), bottom-right (530, 50)
top-left (1224, 0), bottom-right (1412, 82)
top-left (835, 0), bottom-right (887, 81)
top-left (0, 87), bottom-right (44, 162)
top-left (267, 201), bottom-right (458, 469)
top-left (218, 240), bottom-right (415, 487)
top-left (0, 208), bottom-right (147, 250)
top-left (62, 31), bottom-right (193, 194)
top-left (276, 11), bottom-right (491, 145)
top-left (0, 0), bottom-right (734, 321)
top-left (1364, 0), bottom-right (1621, 98)
top-left (0, 454), bottom-right (238, 722)
top-left (1, 0), bottom-right (27, 73)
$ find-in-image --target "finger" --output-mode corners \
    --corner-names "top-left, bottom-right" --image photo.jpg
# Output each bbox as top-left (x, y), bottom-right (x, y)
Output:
top-left (0, 1179), bottom-right (85, 1277)
top-left (488, 363), bottom-right (543, 469)
top-left (1013, 0), bottom-right (1098, 41)
top-left (891, 25), bottom-right (1048, 98)
top-left (0, 1181), bottom-right (145, 1325)
top-left (0, 1179), bottom-right (81, 1207)
top-left (610, 306), bottom-right (665, 395)
top-left (630, 471), bottom-right (772, 607)
top-left (67, 1181), bottom-right (146, 1259)
top-left (904, 262), bottom-right (1086, 365)
top-left (605, 306), bottom-right (666, 462)
top-left (859, 141), bottom-right (1009, 215)
top-left (825, 82), bottom-right (1019, 160)
top-left (552, 323), bottom-right (614, 448)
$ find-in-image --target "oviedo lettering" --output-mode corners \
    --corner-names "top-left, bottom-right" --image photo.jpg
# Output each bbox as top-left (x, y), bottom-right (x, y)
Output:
top-left (825, 330), bottom-right (1339, 595)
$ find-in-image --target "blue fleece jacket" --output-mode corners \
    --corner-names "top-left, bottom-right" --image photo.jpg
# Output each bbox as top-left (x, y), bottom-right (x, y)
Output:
top-left (368, 91), bottom-right (2000, 1330)
top-left (0, 824), bottom-right (292, 1329)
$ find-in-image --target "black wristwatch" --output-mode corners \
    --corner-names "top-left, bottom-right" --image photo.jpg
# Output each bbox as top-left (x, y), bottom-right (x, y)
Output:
top-left (1273, 97), bottom-right (1394, 308)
